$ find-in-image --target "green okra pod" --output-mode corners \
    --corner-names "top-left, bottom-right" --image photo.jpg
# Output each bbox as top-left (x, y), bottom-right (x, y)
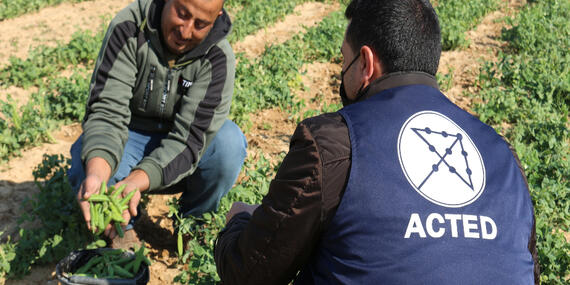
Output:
top-left (75, 255), bottom-right (102, 274)
top-left (114, 255), bottom-right (135, 266)
top-left (102, 209), bottom-right (113, 232)
top-left (120, 190), bottom-right (136, 206)
top-left (89, 201), bottom-right (96, 233)
top-left (142, 255), bottom-right (151, 266)
top-left (123, 259), bottom-right (134, 272)
top-left (95, 203), bottom-right (104, 234)
top-left (115, 222), bottom-right (124, 238)
top-left (113, 264), bottom-right (135, 278)
top-left (177, 232), bottom-right (183, 257)
top-left (94, 239), bottom-right (107, 248)
top-left (107, 264), bottom-right (115, 278)
top-left (109, 202), bottom-right (125, 223)
top-left (100, 181), bottom-right (108, 195)
top-left (132, 244), bottom-right (146, 274)
top-left (88, 194), bottom-right (110, 202)
top-left (111, 184), bottom-right (127, 200)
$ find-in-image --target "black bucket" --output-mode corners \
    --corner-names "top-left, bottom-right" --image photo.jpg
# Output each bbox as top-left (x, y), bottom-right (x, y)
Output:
top-left (55, 248), bottom-right (150, 285)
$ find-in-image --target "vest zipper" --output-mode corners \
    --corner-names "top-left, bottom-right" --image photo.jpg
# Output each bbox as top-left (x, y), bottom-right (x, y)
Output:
top-left (140, 65), bottom-right (155, 110)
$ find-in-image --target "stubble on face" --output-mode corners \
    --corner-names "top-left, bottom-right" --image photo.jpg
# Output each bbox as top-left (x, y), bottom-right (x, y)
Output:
top-left (161, 0), bottom-right (223, 55)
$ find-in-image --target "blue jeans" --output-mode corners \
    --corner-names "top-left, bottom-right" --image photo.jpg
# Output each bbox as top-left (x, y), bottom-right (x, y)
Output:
top-left (68, 119), bottom-right (247, 217)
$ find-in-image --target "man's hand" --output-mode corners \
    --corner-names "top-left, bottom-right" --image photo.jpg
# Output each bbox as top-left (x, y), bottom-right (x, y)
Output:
top-left (78, 174), bottom-right (104, 231)
top-left (226, 202), bottom-right (259, 224)
top-left (78, 157), bottom-right (111, 230)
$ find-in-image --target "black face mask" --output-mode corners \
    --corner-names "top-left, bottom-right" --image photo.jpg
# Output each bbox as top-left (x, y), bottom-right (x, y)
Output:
top-left (339, 53), bottom-right (366, 106)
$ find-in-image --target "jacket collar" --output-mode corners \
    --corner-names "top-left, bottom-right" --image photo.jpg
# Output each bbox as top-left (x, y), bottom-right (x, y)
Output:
top-left (358, 71), bottom-right (439, 103)
top-left (145, 0), bottom-right (232, 65)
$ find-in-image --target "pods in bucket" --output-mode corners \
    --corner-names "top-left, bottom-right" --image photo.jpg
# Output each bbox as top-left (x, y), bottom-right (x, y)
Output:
top-left (55, 247), bottom-right (150, 285)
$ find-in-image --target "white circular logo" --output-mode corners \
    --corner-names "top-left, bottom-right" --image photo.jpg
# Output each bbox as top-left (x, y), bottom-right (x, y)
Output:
top-left (397, 111), bottom-right (486, 208)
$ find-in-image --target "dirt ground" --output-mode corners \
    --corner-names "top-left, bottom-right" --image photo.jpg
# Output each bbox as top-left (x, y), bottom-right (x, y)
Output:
top-left (1, 0), bottom-right (554, 284)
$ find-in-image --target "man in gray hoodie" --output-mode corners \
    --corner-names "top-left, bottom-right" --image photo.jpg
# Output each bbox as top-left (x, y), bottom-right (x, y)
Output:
top-left (68, 0), bottom-right (246, 248)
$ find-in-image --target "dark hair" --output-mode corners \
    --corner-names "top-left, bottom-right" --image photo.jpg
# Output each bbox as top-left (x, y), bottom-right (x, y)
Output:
top-left (345, 0), bottom-right (441, 75)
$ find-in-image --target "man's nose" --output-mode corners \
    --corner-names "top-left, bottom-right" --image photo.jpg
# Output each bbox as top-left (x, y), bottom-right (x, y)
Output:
top-left (179, 22), bottom-right (193, 40)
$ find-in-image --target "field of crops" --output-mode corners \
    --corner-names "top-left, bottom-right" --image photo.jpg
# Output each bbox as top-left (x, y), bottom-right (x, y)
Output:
top-left (0, 0), bottom-right (568, 284)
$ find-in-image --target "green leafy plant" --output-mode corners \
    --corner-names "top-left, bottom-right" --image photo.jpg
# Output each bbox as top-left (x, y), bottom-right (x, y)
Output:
top-left (436, 69), bottom-right (454, 92)
top-left (0, 155), bottom-right (92, 278)
top-left (231, 9), bottom-right (346, 127)
top-left (471, 0), bottom-right (569, 282)
top-left (0, 28), bottom-right (103, 89)
top-left (170, 153), bottom-right (280, 284)
top-left (0, 71), bottom-right (89, 161)
top-left (435, 0), bottom-right (500, 50)
top-left (0, 0), bottom-right (92, 21)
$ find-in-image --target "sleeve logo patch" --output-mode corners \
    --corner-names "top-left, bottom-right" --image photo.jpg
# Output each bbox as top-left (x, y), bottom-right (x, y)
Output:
top-left (178, 77), bottom-right (193, 95)
top-left (397, 111), bottom-right (486, 208)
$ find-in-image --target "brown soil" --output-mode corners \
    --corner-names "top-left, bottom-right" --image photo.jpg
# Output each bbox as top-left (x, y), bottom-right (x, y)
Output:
top-left (0, 0), bottom-right (130, 110)
top-left (233, 2), bottom-right (340, 59)
top-left (247, 61), bottom-right (342, 163)
top-left (0, 1), bottom-right (533, 284)
top-left (0, 0), bottom-right (132, 68)
top-left (0, 86), bottom-right (37, 113)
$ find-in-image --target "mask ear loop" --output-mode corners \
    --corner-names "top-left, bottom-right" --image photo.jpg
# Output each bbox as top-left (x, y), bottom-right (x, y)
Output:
top-left (354, 82), bottom-right (366, 101)
top-left (341, 53), bottom-right (361, 79)
top-left (340, 52), bottom-right (369, 105)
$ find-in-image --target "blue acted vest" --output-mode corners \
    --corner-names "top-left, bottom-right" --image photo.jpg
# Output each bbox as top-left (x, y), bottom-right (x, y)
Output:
top-left (295, 84), bottom-right (535, 284)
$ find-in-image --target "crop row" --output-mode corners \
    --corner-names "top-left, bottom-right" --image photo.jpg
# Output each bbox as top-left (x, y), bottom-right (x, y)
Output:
top-left (434, 0), bottom-right (500, 50)
top-left (0, 0), bottom-right (332, 161)
top-left (470, 0), bottom-right (569, 282)
top-left (0, 0), bottom-right (326, 89)
top-left (231, 8), bottom-right (346, 127)
top-left (0, 0), bottom-right (494, 90)
top-left (0, 0), bottom-right (91, 21)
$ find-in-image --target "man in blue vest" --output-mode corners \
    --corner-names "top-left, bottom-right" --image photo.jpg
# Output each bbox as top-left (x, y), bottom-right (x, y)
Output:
top-left (214, 0), bottom-right (539, 284)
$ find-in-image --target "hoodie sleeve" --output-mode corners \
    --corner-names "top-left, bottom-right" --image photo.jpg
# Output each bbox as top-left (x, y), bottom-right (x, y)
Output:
top-left (81, 5), bottom-right (142, 173)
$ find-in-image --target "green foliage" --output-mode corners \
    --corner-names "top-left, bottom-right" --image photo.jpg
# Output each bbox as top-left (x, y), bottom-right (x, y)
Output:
top-left (227, 0), bottom-right (306, 43)
top-left (44, 71), bottom-right (90, 122)
top-left (0, 29), bottom-right (103, 88)
top-left (436, 70), bottom-right (454, 92)
top-left (171, 154), bottom-right (280, 284)
top-left (226, 0), bottom-right (337, 44)
top-left (0, 71), bottom-right (89, 161)
top-left (0, 235), bottom-right (16, 279)
top-left (0, 155), bottom-right (92, 278)
top-left (231, 9), bottom-right (346, 127)
top-left (0, 24), bottom-right (101, 161)
top-left (0, 94), bottom-right (56, 160)
top-left (0, 0), bottom-right (91, 21)
top-left (435, 0), bottom-right (499, 50)
top-left (295, 98), bottom-right (343, 124)
top-left (471, 0), bottom-right (569, 282)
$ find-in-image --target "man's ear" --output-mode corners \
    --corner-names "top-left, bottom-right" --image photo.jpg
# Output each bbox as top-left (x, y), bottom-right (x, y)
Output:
top-left (360, 45), bottom-right (383, 85)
